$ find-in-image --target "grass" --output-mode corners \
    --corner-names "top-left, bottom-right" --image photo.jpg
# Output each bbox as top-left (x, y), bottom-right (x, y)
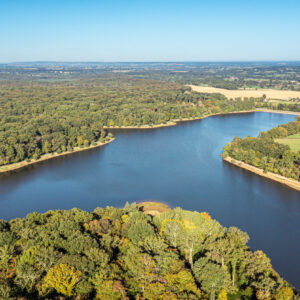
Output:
top-left (275, 133), bottom-right (300, 152)
top-left (287, 133), bottom-right (300, 138)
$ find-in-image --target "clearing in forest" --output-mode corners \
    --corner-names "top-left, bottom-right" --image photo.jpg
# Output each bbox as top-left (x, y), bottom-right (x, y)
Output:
top-left (275, 133), bottom-right (300, 152)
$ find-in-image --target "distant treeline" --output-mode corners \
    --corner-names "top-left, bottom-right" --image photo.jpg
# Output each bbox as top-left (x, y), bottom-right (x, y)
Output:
top-left (0, 76), bottom-right (258, 166)
top-left (223, 117), bottom-right (300, 180)
top-left (0, 204), bottom-right (296, 299)
top-left (1, 63), bottom-right (300, 91)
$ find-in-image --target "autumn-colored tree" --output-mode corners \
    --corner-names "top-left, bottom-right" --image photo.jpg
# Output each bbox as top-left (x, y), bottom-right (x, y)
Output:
top-left (275, 287), bottom-right (294, 300)
top-left (143, 282), bottom-right (166, 299)
top-left (256, 289), bottom-right (272, 300)
top-left (165, 270), bottom-right (202, 299)
top-left (95, 280), bottom-right (127, 300)
top-left (218, 289), bottom-right (228, 300)
top-left (39, 264), bottom-right (82, 297)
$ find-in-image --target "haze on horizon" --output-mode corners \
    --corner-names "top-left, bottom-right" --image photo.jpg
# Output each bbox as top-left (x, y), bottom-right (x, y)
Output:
top-left (1, 0), bottom-right (300, 62)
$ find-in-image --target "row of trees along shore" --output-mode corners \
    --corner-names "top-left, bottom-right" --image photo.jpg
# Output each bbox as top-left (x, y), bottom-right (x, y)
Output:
top-left (0, 204), bottom-right (297, 299)
top-left (222, 116), bottom-right (300, 181)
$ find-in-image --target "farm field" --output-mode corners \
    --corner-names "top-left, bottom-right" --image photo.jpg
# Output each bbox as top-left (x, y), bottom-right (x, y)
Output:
top-left (275, 133), bottom-right (300, 152)
top-left (189, 85), bottom-right (300, 101)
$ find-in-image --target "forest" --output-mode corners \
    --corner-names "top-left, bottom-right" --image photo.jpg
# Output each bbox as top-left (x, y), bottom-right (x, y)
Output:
top-left (0, 76), bottom-right (259, 167)
top-left (222, 116), bottom-right (300, 181)
top-left (0, 203), bottom-right (297, 300)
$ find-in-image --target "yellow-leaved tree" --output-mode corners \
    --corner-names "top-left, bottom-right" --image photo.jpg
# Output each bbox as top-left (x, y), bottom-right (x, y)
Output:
top-left (39, 264), bottom-right (82, 297)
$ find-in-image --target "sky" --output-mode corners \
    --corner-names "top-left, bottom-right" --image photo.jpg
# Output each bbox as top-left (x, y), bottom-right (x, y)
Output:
top-left (0, 0), bottom-right (300, 62)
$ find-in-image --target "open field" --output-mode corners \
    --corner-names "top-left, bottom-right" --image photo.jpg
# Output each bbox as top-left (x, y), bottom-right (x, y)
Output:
top-left (275, 133), bottom-right (300, 152)
top-left (189, 85), bottom-right (300, 100)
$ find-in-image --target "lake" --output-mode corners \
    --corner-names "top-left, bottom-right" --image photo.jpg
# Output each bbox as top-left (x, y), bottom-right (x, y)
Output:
top-left (0, 112), bottom-right (299, 288)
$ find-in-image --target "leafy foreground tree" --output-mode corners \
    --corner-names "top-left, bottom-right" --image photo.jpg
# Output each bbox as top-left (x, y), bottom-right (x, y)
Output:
top-left (0, 203), bottom-right (298, 300)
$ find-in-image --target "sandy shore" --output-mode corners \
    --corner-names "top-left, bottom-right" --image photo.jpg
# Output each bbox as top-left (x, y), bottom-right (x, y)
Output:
top-left (189, 85), bottom-right (300, 101)
top-left (103, 109), bottom-right (299, 131)
top-left (255, 108), bottom-right (300, 115)
top-left (0, 138), bottom-right (115, 174)
top-left (223, 156), bottom-right (300, 191)
top-left (103, 121), bottom-right (177, 129)
top-left (104, 110), bottom-right (258, 130)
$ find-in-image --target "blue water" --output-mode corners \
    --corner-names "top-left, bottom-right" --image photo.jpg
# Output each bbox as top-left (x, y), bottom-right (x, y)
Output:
top-left (0, 112), bottom-right (299, 287)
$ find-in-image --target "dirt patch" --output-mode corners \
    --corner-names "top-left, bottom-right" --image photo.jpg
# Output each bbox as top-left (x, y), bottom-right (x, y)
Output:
top-left (138, 201), bottom-right (171, 216)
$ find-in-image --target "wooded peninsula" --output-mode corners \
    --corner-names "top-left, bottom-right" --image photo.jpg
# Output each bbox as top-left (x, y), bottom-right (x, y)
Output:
top-left (0, 203), bottom-right (297, 299)
top-left (222, 116), bottom-right (300, 189)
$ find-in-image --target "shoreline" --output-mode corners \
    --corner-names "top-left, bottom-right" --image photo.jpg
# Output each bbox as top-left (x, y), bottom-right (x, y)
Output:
top-left (103, 110), bottom-right (258, 130)
top-left (103, 109), bottom-right (299, 130)
top-left (223, 156), bottom-right (300, 191)
top-left (0, 138), bottom-right (115, 174)
top-left (255, 108), bottom-right (300, 115)
top-left (0, 108), bottom-right (298, 175)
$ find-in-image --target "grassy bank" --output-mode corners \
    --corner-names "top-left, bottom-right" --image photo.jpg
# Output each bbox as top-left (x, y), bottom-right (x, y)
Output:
top-left (223, 156), bottom-right (300, 191)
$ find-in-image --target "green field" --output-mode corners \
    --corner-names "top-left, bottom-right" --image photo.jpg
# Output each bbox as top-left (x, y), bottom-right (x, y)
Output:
top-left (275, 133), bottom-right (300, 152)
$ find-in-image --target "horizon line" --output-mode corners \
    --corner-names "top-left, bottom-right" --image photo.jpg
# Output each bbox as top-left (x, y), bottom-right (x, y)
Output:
top-left (1, 60), bottom-right (300, 65)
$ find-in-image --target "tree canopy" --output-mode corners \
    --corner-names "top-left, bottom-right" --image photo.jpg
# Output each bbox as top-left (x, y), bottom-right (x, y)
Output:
top-left (0, 203), bottom-right (296, 299)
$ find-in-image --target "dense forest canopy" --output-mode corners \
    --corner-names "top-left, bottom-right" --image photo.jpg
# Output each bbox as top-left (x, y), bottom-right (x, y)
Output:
top-left (0, 203), bottom-right (297, 299)
top-left (0, 75), bottom-right (259, 167)
top-left (222, 117), bottom-right (300, 181)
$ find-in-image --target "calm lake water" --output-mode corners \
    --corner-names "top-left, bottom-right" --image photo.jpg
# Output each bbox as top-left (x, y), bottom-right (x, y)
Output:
top-left (0, 112), bottom-right (299, 288)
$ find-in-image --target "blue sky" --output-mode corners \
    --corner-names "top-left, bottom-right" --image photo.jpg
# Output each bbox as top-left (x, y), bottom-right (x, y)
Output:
top-left (0, 0), bottom-right (300, 62)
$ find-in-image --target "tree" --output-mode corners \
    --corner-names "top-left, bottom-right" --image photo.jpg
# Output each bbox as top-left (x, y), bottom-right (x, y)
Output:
top-left (165, 270), bottom-right (202, 299)
top-left (193, 258), bottom-right (230, 300)
top-left (95, 280), bottom-right (127, 300)
top-left (275, 287), bottom-right (294, 300)
top-left (160, 219), bottom-right (184, 248)
top-left (39, 264), bottom-right (82, 297)
top-left (143, 282), bottom-right (166, 299)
